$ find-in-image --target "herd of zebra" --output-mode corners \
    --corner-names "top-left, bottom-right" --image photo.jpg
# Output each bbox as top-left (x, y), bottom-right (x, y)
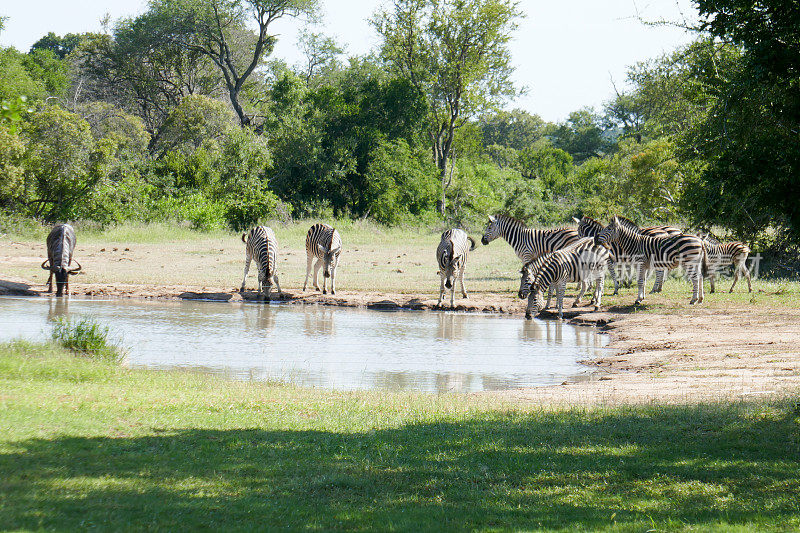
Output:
top-left (438, 214), bottom-right (752, 319)
top-left (41, 215), bottom-right (752, 320)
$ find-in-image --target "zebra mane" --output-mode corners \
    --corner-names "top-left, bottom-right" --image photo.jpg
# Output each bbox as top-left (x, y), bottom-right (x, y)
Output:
top-left (492, 213), bottom-right (529, 228)
top-left (614, 215), bottom-right (642, 233)
top-left (580, 216), bottom-right (604, 233)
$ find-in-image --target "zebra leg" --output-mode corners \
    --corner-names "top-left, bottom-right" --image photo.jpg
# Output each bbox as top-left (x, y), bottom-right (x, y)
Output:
top-left (329, 265), bottom-right (337, 295)
top-left (610, 263), bottom-right (619, 296)
top-left (459, 263), bottom-right (468, 299)
top-left (240, 252), bottom-right (252, 293)
top-left (743, 262), bottom-right (753, 292)
top-left (593, 275), bottom-right (604, 311)
top-left (651, 269), bottom-right (664, 293)
top-left (572, 281), bottom-right (586, 307)
top-left (273, 274), bottom-right (282, 298)
top-left (46, 271), bottom-right (53, 293)
top-left (450, 276), bottom-right (456, 308)
top-left (635, 263), bottom-right (647, 305)
top-left (556, 281), bottom-right (566, 320)
top-left (546, 285), bottom-right (553, 309)
top-left (525, 292), bottom-right (534, 320)
top-left (303, 253), bottom-right (313, 291)
top-left (689, 263), bottom-right (701, 304)
top-left (437, 274), bottom-right (445, 307)
top-left (313, 259), bottom-right (322, 291)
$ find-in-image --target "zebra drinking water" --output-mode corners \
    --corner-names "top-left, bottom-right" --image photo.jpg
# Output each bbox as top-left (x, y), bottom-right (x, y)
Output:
top-left (481, 214), bottom-right (580, 263)
top-left (522, 242), bottom-right (610, 320)
top-left (703, 236), bottom-right (752, 293)
top-left (436, 229), bottom-right (476, 307)
top-left (42, 223), bottom-right (81, 297)
top-left (595, 216), bottom-right (707, 305)
top-left (303, 223), bottom-right (342, 295)
top-left (240, 226), bottom-right (282, 301)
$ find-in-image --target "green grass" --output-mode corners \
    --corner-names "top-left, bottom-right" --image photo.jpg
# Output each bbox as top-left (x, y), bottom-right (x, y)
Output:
top-left (1, 342), bottom-right (799, 531)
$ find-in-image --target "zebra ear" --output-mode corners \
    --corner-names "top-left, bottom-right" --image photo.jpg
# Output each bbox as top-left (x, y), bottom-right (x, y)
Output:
top-left (317, 243), bottom-right (327, 254)
top-left (572, 217), bottom-right (581, 224)
top-left (488, 215), bottom-right (496, 223)
top-left (612, 215), bottom-right (619, 224)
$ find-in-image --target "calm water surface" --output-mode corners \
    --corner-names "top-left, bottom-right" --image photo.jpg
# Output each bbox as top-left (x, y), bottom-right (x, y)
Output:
top-left (0, 297), bottom-right (608, 393)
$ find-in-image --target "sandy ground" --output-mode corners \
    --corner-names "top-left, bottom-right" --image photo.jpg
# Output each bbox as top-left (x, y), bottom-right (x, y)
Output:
top-left (2, 273), bottom-right (799, 405)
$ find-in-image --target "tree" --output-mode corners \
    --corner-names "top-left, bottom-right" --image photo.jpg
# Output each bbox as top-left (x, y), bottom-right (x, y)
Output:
top-left (30, 32), bottom-right (86, 59)
top-left (550, 108), bottom-right (615, 164)
top-left (479, 108), bottom-right (546, 150)
top-left (296, 30), bottom-right (343, 86)
top-left (373, 0), bottom-right (522, 215)
top-left (679, 0), bottom-right (800, 245)
top-left (154, 0), bottom-right (318, 127)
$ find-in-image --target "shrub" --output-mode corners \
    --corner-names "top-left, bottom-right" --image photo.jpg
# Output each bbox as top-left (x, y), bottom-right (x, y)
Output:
top-left (51, 317), bottom-right (124, 362)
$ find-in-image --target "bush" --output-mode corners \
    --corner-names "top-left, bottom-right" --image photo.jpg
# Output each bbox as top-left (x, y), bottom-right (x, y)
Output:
top-left (51, 317), bottom-right (123, 362)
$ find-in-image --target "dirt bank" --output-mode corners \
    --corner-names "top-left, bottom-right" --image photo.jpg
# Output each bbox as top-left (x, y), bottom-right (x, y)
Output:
top-left (2, 276), bottom-right (799, 405)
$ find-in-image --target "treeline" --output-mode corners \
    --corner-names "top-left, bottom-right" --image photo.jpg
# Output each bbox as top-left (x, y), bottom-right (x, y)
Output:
top-left (0, 0), bottom-right (797, 259)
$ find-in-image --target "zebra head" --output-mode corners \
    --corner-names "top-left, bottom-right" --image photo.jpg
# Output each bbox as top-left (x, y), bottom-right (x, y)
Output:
top-left (317, 243), bottom-right (340, 278)
top-left (518, 261), bottom-right (536, 299)
top-left (481, 215), bottom-right (501, 245)
top-left (576, 216), bottom-right (603, 238)
top-left (595, 216), bottom-right (622, 249)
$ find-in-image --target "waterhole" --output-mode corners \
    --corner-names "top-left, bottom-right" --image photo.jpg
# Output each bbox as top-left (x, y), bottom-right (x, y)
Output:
top-left (0, 297), bottom-right (608, 393)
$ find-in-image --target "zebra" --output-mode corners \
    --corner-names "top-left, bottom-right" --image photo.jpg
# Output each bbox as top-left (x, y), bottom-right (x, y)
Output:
top-left (595, 215), bottom-right (708, 305)
top-left (42, 223), bottom-right (81, 297)
top-left (576, 216), bottom-right (682, 294)
top-left (240, 226), bottom-right (282, 301)
top-left (303, 223), bottom-right (342, 295)
top-left (703, 235), bottom-right (752, 293)
top-left (518, 237), bottom-right (606, 308)
top-left (481, 214), bottom-right (580, 263)
top-left (521, 242), bottom-right (610, 320)
top-left (436, 229), bottom-right (476, 307)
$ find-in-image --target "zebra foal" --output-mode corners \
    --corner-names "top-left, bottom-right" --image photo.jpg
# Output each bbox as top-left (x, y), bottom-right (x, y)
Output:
top-left (436, 229), bottom-right (476, 307)
top-left (42, 223), bottom-right (82, 297)
top-left (240, 226), bottom-right (282, 301)
top-left (522, 242), bottom-right (609, 320)
top-left (303, 223), bottom-right (342, 295)
top-left (703, 236), bottom-right (752, 293)
top-left (595, 216), bottom-right (707, 305)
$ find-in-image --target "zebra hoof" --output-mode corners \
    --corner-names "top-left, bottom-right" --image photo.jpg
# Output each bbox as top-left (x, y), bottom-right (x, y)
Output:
top-left (525, 313), bottom-right (532, 320)
top-left (322, 289), bottom-right (327, 295)
top-left (593, 305), bottom-right (600, 312)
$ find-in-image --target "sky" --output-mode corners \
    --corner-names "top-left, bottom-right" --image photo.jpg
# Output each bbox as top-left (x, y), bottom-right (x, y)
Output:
top-left (0, 0), bottom-right (698, 123)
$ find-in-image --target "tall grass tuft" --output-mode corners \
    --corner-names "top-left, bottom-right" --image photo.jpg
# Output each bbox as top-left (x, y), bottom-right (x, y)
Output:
top-left (51, 317), bottom-right (124, 363)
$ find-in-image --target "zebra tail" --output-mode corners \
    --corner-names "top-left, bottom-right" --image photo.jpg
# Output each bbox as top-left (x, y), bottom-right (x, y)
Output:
top-left (241, 232), bottom-right (247, 244)
top-left (467, 236), bottom-right (476, 251)
top-left (701, 247), bottom-right (709, 278)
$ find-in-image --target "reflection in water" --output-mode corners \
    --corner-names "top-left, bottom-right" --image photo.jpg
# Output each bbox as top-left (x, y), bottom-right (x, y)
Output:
top-left (47, 297), bottom-right (69, 323)
top-left (0, 297), bottom-right (609, 393)
top-left (303, 306), bottom-right (335, 337)
top-left (436, 312), bottom-right (465, 341)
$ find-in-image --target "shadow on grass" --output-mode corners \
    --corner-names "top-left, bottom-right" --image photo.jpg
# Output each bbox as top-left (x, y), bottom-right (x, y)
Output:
top-left (1, 404), bottom-right (799, 530)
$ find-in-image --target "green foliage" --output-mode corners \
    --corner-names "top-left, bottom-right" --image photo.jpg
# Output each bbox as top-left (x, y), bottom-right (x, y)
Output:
top-left (30, 32), bottom-right (86, 59)
top-left (479, 108), bottom-right (546, 150)
top-left (0, 48), bottom-right (46, 102)
top-left (0, 124), bottom-right (26, 206)
top-left (22, 105), bottom-right (112, 221)
top-left (365, 139), bottom-right (438, 224)
top-left (51, 317), bottom-right (123, 362)
top-left (550, 108), bottom-right (615, 163)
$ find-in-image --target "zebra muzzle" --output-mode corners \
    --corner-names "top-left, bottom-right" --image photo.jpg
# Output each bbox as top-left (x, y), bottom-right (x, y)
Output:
top-left (445, 280), bottom-right (452, 289)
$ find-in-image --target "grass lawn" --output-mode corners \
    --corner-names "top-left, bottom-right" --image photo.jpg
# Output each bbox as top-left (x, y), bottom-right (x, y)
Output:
top-left (1, 341), bottom-right (799, 531)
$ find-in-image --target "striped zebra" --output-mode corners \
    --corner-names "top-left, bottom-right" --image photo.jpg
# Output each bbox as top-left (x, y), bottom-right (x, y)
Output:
top-left (436, 229), bottom-right (476, 307)
top-left (481, 214), bottom-right (580, 263)
top-left (521, 241), bottom-right (610, 320)
top-left (595, 216), bottom-right (708, 305)
top-left (42, 223), bottom-right (81, 297)
top-left (240, 226), bottom-right (282, 301)
top-left (576, 216), bottom-right (682, 294)
top-left (703, 236), bottom-right (752, 293)
top-left (518, 237), bottom-right (605, 308)
top-left (303, 223), bottom-right (342, 295)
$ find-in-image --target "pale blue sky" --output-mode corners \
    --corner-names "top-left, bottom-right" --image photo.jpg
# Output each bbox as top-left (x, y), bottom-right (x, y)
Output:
top-left (0, 0), bottom-right (697, 122)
